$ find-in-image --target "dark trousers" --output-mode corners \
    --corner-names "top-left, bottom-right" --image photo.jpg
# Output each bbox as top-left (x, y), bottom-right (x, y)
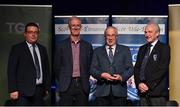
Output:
top-left (59, 78), bottom-right (88, 106)
top-left (96, 84), bottom-right (127, 106)
top-left (140, 96), bottom-right (167, 106)
top-left (16, 85), bottom-right (45, 106)
top-left (96, 95), bottom-right (127, 106)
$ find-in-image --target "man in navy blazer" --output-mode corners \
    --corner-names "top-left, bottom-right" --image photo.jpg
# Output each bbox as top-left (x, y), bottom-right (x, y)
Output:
top-left (134, 22), bottom-right (170, 106)
top-left (7, 22), bottom-right (50, 105)
top-left (54, 16), bottom-right (93, 105)
top-left (90, 26), bottom-right (133, 105)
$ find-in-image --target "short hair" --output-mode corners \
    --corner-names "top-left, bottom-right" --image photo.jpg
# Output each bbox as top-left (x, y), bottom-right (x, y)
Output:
top-left (68, 16), bottom-right (81, 26)
top-left (155, 23), bottom-right (160, 33)
top-left (104, 26), bottom-right (118, 36)
top-left (24, 22), bottom-right (39, 32)
top-left (147, 22), bottom-right (160, 33)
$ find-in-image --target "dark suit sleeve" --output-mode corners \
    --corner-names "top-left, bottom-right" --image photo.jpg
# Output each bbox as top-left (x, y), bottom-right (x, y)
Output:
top-left (43, 47), bottom-right (51, 91)
top-left (86, 42), bottom-right (93, 72)
top-left (134, 46), bottom-right (143, 88)
top-left (7, 46), bottom-right (19, 93)
top-left (90, 49), bottom-right (103, 80)
top-left (147, 45), bottom-right (170, 90)
top-left (120, 47), bottom-right (134, 83)
top-left (89, 44), bottom-right (93, 66)
top-left (54, 44), bottom-right (63, 83)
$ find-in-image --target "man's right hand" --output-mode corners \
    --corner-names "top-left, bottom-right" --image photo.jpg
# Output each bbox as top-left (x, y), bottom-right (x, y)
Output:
top-left (10, 91), bottom-right (19, 100)
top-left (138, 83), bottom-right (149, 93)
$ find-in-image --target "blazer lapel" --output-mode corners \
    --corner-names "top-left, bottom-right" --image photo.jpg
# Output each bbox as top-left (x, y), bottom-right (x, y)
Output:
top-left (36, 44), bottom-right (44, 66)
top-left (102, 45), bottom-right (112, 64)
top-left (149, 41), bottom-right (160, 62)
top-left (23, 41), bottom-right (36, 69)
top-left (80, 41), bottom-right (84, 69)
top-left (67, 39), bottom-right (73, 70)
top-left (113, 45), bottom-right (120, 64)
top-left (150, 41), bottom-right (160, 55)
top-left (141, 44), bottom-right (149, 61)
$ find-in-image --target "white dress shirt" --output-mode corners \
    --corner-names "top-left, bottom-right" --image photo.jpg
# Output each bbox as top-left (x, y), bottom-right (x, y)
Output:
top-left (106, 44), bottom-right (116, 56)
top-left (26, 41), bottom-right (43, 84)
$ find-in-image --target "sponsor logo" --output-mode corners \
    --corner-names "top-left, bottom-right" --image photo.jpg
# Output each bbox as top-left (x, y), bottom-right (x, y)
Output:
top-left (55, 24), bottom-right (107, 34)
top-left (113, 24), bottom-right (165, 35)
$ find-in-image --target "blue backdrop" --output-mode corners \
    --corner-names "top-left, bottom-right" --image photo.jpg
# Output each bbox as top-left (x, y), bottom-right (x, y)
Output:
top-left (54, 15), bottom-right (168, 105)
top-left (112, 15), bottom-right (168, 102)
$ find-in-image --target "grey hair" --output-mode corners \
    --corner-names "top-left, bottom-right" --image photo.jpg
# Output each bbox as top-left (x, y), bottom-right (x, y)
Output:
top-left (104, 26), bottom-right (118, 36)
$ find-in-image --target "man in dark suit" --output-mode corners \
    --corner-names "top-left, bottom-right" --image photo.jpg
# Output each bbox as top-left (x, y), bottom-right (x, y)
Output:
top-left (54, 16), bottom-right (93, 105)
top-left (90, 26), bottom-right (133, 105)
top-left (134, 22), bottom-right (170, 106)
top-left (7, 22), bottom-right (50, 105)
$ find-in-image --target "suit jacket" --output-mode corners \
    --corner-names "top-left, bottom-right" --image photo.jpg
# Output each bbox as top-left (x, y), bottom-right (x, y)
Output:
top-left (54, 38), bottom-right (93, 94)
top-left (7, 41), bottom-right (50, 97)
top-left (134, 40), bottom-right (170, 97)
top-left (90, 44), bottom-right (133, 97)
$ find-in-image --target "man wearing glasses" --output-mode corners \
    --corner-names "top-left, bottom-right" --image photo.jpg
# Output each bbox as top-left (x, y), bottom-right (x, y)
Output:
top-left (7, 22), bottom-right (50, 105)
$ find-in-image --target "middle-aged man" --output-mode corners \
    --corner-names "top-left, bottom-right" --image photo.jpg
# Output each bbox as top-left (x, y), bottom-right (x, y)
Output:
top-left (134, 22), bottom-right (170, 106)
top-left (54, 16), bottom-right (93, 105)
top-left (7, 22), bottom-right (50, 105)
top-left (90, 26), bottom-right (133, 105)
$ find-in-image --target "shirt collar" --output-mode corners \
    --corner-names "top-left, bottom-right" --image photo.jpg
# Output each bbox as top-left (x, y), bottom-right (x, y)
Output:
top-left (150, 39), bottom-right (158, 47)
top-left (71, 40), bottom-right (80, 44)
top-left (26, 41), bottom-right (37, 48)
top-left (70, 37), bottom-right (80, 44)
top-left (106, 44), bottom-right (116, 50)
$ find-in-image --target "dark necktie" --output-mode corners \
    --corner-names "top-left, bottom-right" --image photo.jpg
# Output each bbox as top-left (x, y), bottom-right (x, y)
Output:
top-left (32, 44), bottom-right (41, 79)
top-left (108, 47), bottom-right (114, 63)
top-left (140, 44), bottom-right (152, 81)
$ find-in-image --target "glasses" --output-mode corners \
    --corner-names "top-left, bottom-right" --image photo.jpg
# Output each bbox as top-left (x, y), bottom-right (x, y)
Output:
top-left (26, 31), bottom-right (39, 35)
top-left (70, 25), bottom-right (81, 29)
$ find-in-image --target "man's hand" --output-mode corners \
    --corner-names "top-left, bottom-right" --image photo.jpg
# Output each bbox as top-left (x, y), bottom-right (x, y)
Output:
top-left (138, 83), bottom-right (149, 93)
top-left (101, 72), bottom-right (116, 81)
top-left (10, 91), bottom-right (19, 100)
top-left (45, 91), bottom-right (49, 95)
top-left (113, 74), bottom-right (122, 81)
top-left (43, 90), bottom-right (49, 100)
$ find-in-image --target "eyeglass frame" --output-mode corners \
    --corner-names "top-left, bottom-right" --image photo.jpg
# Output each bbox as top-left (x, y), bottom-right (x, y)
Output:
top-left (25, 31), bottom-right (39, 35)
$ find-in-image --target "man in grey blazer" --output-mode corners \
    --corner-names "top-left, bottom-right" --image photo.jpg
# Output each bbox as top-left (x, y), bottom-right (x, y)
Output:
top-left (90, 26), bottom-right (133, 105)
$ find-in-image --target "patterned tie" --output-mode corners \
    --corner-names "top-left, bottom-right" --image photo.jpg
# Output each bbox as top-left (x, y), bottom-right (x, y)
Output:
top-left (32, 44), bottom-right (41, 79)
top-left (108, 47), bottom-right (114, 63)
top-left (140, 44), bottom-right (152, 81)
